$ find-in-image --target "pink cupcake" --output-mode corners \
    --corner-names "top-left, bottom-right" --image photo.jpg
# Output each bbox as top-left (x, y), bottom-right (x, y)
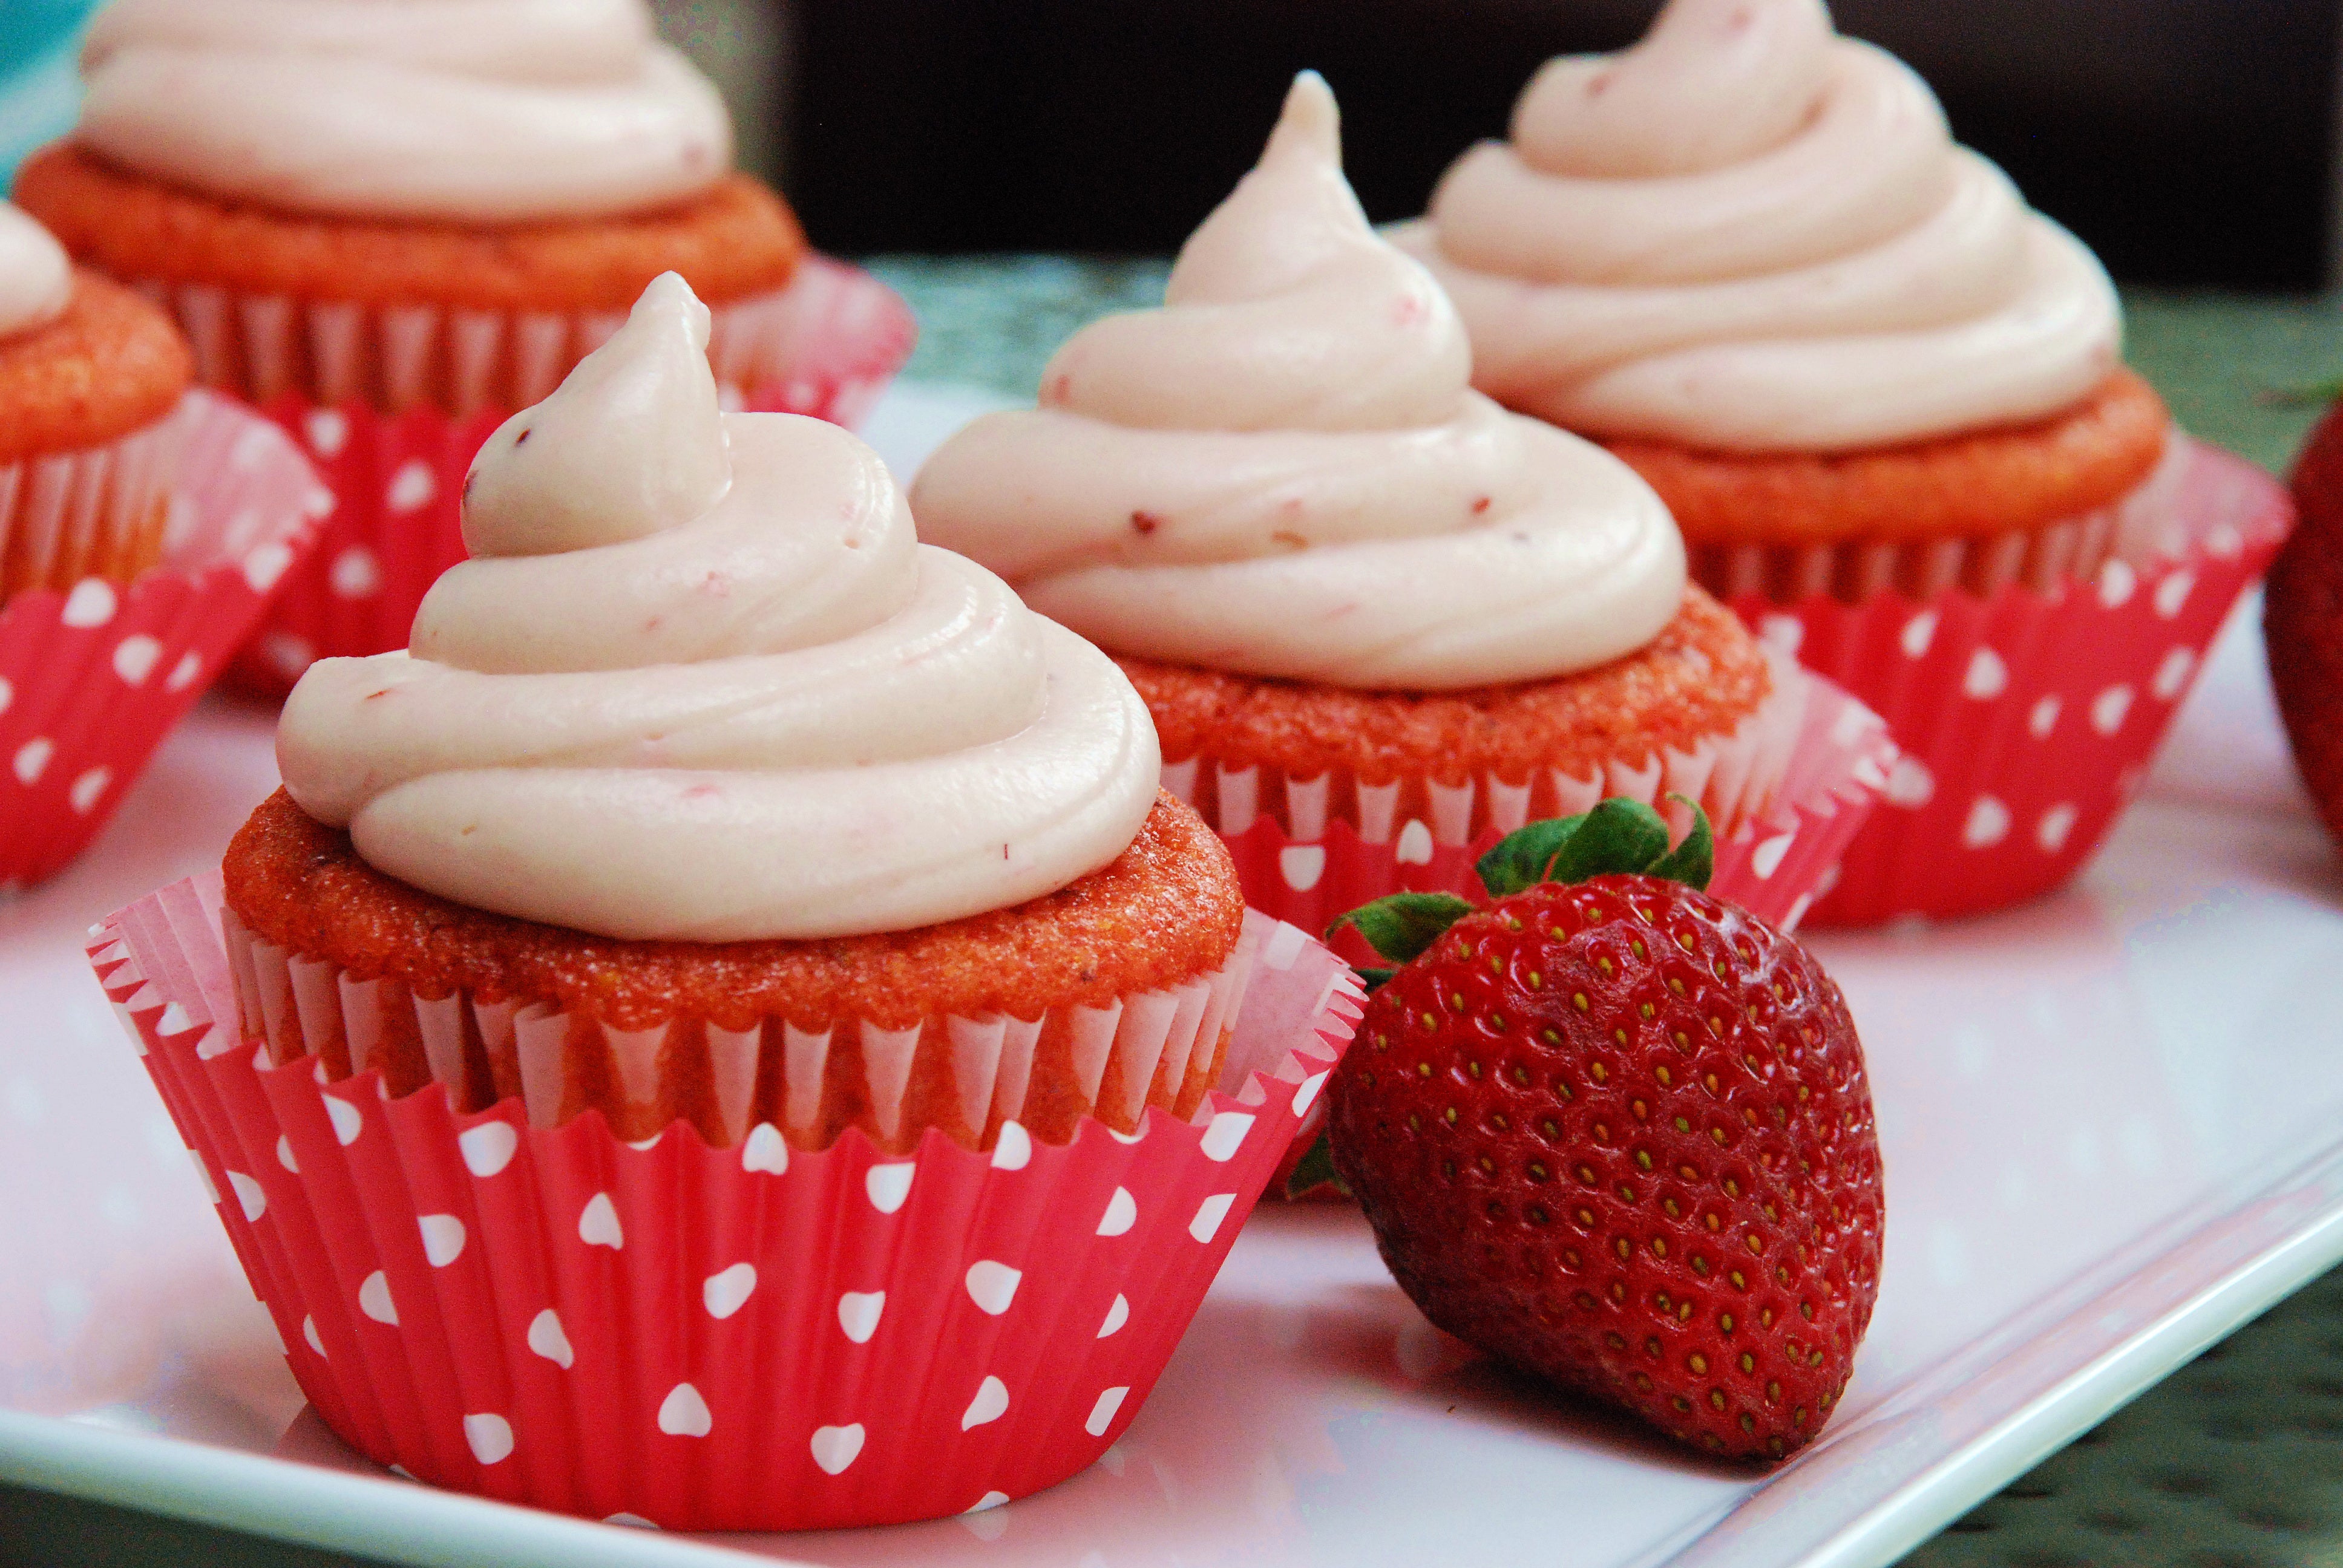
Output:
top-left (913, 75), bottom-right (1892, 946)
top-left (18, 0), bottom-right (914, 697)
top-left (1398, 0), bottom-right (2290, 921)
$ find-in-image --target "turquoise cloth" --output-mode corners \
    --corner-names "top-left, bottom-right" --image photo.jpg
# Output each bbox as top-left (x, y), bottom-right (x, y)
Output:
top-left (0, 1), bottom-right (91, 185)
top-left (866, 254), bottom-right (2343, 480)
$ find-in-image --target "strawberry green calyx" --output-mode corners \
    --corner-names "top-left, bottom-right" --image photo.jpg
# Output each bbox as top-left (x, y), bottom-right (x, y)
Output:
top-left (1327, 797), bottom-right (1715, 984)
top-left (1476, 794), bottom-right (1713, 900)
top-left (1283, 1129), bottom-right (1351, 1200)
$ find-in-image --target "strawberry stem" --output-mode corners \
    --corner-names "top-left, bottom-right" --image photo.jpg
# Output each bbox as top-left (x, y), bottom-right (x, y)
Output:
top-left (1326, 892), bottom-right (1478, 965)
top-left (1476, 797), bottom-right (1714, 899)
top-left (1330, 799), bottom-right (1720, 971)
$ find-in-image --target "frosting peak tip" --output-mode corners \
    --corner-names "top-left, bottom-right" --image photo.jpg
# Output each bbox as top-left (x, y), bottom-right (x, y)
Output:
top-left (1271, 70), bottom-right (1342, 163)
top-left (459, 270), bottom-right (729, 560)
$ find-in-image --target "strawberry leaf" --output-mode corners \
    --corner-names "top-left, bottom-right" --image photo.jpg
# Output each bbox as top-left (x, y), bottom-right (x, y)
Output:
top-left (1547, 798), bottom-right (1672, 885)
top-left (1326, 892), bottom-right (1478, 965)
top-left (1645, 794), bottom-right (1715, 891)
top-left (1476, 796), bottom-right (1716, 898)
top-left (1476, 812), bottom-right (1589, 898)
top-left (1284, 1131), bottom-right (1351, 1199)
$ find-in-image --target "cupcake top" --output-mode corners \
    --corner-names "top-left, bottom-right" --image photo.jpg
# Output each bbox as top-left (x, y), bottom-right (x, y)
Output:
top-left (74, 0), bottom-right (730, 224)
top-left (1403, 0), bottom-right (2122, 454)
top-left (911, 73), bottom-right (1684, 693)
top-left (0, 203), bottom-right (70, 341)
top-left (276, 272), bottom-right (1161, 942)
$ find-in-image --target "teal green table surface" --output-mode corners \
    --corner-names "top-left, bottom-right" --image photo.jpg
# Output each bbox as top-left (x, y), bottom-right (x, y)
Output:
top-left (866, 255), bottom-right (2343, 480)
top-left (5, 259), bottom-right (2341, 1568)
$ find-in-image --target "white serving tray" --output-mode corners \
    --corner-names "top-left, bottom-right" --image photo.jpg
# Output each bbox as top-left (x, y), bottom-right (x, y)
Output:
top-left (1, 384), bottom-right (2337, 1568)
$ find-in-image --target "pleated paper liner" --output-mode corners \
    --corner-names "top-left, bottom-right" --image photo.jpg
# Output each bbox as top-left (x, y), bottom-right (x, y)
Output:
top-left (122, 255), bottom-right (919, 697)
top-left (1168, 659), bottom-right (1894, 967)
top-left (0, 392), bottom-right (328, 887)
top-left (219, 896), bottom-right (1263, 1154)
top-left (93, 881), bottom-right (1362, 1530)
top-left (1712, 436), bottom-right (2292, 926)
top-left (0, 397), bottom-right (180, 601)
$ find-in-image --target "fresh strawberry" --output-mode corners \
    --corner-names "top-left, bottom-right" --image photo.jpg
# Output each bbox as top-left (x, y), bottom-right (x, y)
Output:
top-left (1324, 799), bottom-right (1883, 1462)
top-left (2273, 399), bottom-right (2343, 851)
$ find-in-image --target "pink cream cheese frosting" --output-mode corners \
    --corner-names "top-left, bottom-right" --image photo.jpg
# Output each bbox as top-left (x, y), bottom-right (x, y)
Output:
top-left (75, 0), bottom-right (731, 224)
top-left (0, 204), bottom-right (71, 340)
top-left (1400, 0), bottom-right (2123, 454)
top-left (911, 73), bottom-right (1685, 693)
top-left (276, 273), bottom-right (1161, 942)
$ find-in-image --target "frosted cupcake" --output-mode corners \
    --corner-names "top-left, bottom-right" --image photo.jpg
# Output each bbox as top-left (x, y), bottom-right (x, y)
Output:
top-left (1399, 0), bottom-right (2293, 921)
top-left (914, 75), bottom-right (1886, 941)
top-left (93, 273), bottom-right (1356, 1529)
top-left (0, 200), bottom-right (187, 601)
top-left (0, 198), bottom-right (322, 885)
top-left (17, 0), bottom-right (914, 694)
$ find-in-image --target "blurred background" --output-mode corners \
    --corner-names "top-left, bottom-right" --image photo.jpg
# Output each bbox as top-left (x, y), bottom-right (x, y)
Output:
top-left (1, 0), bottom-right (2335, 290)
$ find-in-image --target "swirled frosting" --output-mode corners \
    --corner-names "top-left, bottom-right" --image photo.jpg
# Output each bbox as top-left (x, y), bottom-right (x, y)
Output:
top-left (277, 273), bottom-right (1160, 942)
top-left (0, 204), bottom-right (70, 341)
top-left (76, 0), bottom-right (730, 224)
top-left (911, 74), bottom-right (1684, 692)
top-left (1403, 0), bottom-right (2122, 453)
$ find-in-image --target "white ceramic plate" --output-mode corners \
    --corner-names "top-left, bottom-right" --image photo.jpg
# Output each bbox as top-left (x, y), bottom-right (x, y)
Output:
top-left (1, 384), bottom-right (2337, 1568)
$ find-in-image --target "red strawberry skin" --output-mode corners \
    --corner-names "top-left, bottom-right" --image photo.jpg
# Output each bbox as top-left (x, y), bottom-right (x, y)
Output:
top-left (1326, 875), bottom-right (1884, 1462)
top-left (2273, 400), bottom-right (2343, 850)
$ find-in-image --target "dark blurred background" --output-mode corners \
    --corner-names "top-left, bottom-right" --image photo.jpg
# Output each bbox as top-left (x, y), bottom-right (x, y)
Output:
top-left (654, 0), bottom-right (2339, 290)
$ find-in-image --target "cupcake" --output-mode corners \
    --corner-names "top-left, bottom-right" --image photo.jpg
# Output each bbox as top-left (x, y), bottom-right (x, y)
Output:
top-left (16, 0), bottom-right (915, 696)
top-left (913, 74), bottom-right (1890, 946)
top-left (91, 273), bottom-right (1357, 1529)
top-left (1401, 0), bottom-right (2292, 922)
top-left (0, 201), bottom-right (189, 600)
top-left (0, 197), bottom-right (323, 886)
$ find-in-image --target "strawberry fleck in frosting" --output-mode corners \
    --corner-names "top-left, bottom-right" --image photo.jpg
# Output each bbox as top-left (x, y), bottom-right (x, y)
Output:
top-left (0, 203), bottom-right (70, 341)
top-left (75, 0), bottom-right (732, 224)
top-left (1400, 0), bottom-right (2122, 454)
top-left (276, 273), bottom-right (1161, 942)
top-left (911, 73), bottom-right (1685, 692)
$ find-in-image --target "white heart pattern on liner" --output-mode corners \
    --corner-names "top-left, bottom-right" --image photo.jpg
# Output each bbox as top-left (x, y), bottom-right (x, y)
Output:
top-left (1200, 1112), bottom-right (1254, 1163)
top-left (1096, 1187), bottom-right (1138, 1237)
top-left (418, 1214), bottom-right (466, 1267)
top-left (960, 1376), bottom-right (1009, 1431)
top-left (578, 1192), bottom-right (623, 1248)
top-left (965, 1260), bottom-right (1022, 1316)
top-left (1084, 1387), bottom-right (1129, 1438)
top-left (526, 1308), bottom-right (575, 1369)
top-left (657, 1383), bottom-right (712, 1437)
top-left (226, 1170), bottom-right (265, 1222)
top-left (741, 1123), bottom-right (788, 1174)
top-left (458, 1120), bottom-right (518, 1177)
top-left (837, 1290), bottom-right (885, 1344)
top-left (990, 1121), bottom-right (1032, 1171)
top-left (703, 1263), bottom-right (757, 1320)
top-left (865, 1163), bottom-right (916, 1214)
top-left (810, 1423), bottom-right (866, 1475)
top-left (113, 635), bottom-right (161, 685)
top-left (323, 1096), bottom-right (363, 1145)
top-left (463, 1413), bottom-right (514, 1465)
top-left (358, 1270), bottom-right (397, 1325)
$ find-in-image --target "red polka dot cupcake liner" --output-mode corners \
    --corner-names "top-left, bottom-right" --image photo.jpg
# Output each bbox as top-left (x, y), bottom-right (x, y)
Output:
top-left (0, 392), bottom-right (327, 888)
top-left (1726, 436), bottom-right (2293, 926)
top-left (1171, 659), bottom-right (1894, 965)
top-left (91, 881), bottom-right (1361, 1531)
top-left (122, 256), bottom-right (918, 698)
